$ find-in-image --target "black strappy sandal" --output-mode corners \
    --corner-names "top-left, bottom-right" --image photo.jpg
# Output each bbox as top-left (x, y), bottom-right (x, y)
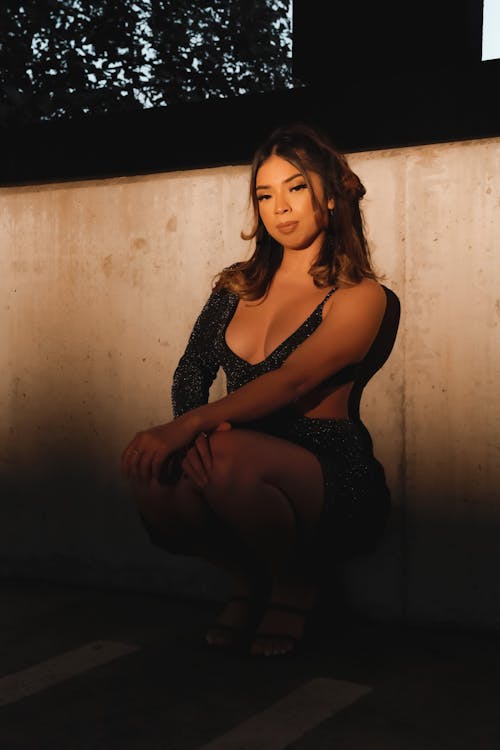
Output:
top-left (249, 602), bottom-right (313, 658)
top-left (205, 595), bottom-right (255, 649)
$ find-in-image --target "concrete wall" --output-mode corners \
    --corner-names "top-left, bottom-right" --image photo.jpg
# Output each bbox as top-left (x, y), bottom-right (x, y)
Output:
top-left (1, 137), bottom-right (499, 628)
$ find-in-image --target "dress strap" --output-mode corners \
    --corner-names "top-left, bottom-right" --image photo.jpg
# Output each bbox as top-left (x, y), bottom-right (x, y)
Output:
top-left (319, 287), bottom-right (337, 307)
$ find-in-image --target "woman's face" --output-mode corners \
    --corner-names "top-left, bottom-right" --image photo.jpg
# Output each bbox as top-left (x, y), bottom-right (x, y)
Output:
top-left (255, 154), bottom-right (333, 251)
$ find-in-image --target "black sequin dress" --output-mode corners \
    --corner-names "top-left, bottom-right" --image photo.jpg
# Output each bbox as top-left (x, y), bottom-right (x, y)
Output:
top-left (170, 276), bottom-right (393, 568)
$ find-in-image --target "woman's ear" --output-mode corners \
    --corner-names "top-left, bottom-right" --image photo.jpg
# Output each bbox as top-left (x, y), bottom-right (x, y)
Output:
top-left (327, 196), bottom-right (335, 210)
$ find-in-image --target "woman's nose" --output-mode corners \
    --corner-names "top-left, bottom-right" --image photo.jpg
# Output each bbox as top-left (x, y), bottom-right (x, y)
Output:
top-left (274, 196), bottom-right (290, 214)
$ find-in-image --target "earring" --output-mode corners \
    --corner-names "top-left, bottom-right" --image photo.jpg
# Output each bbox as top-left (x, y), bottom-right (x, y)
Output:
top-left (328, 207), bottom-right (334, 217)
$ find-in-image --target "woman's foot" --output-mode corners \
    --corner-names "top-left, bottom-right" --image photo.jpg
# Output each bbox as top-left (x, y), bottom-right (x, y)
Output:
top-left (206, 594), bottom-right (253, 648)
top-left (250, 580), bottom-right (317, 657)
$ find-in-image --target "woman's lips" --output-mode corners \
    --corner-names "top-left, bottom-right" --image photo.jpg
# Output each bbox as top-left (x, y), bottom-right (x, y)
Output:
top-left (276, 221), bottom-right (299, 233)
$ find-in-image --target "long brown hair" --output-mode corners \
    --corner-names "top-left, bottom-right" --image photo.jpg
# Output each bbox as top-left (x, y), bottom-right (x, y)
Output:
top-left (213, 123), bottom-right (378, 299)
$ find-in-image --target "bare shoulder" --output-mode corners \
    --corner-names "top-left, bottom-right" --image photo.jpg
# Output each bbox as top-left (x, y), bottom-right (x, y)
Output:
top-left (330, 277), bottom-right (386, 316)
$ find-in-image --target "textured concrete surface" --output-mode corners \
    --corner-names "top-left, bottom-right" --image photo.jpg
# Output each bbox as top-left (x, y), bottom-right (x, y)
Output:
top-left (1, 580), bottom-right (499, 750)
top-left (0, 137), bottom-right (499, 626)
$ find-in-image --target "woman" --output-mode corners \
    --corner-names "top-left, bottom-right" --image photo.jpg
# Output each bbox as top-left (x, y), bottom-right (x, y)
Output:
top-left (121, 123), bottom-right (392, 657)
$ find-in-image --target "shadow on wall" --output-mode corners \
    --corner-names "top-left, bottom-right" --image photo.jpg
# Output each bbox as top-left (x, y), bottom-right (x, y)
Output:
top-left (341, 498), bottom-right (500, 630)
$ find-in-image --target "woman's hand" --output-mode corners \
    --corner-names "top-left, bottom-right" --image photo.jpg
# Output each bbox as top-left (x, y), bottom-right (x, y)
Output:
top-left (181, 421), bottom-right (232, 489)
top-left (121, 416), bottom-right (197, 483)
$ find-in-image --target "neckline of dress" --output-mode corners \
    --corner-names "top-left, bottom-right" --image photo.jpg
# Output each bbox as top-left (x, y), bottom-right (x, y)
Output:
top-left (223, 287), bottom-right (337, 368)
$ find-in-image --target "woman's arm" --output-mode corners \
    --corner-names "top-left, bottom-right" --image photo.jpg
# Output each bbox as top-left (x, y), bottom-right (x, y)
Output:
top-left (122, 275), bottom-right (234, 481)
top-left (123, 280), bottom-right (386, 482)
top-left (183, 367), bottom-right (297, 434)
top-left (171, 286), bottom-right (227, 417)
top-left (184, 280), bottom-right (387, 434)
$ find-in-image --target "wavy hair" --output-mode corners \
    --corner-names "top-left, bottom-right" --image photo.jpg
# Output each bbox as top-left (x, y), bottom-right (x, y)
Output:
top-left (213, 123), bottom-right (378, 299)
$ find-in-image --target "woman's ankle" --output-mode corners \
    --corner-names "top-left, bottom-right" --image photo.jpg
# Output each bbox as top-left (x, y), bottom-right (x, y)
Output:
top-left (270, 577), bottom-right (317, 609)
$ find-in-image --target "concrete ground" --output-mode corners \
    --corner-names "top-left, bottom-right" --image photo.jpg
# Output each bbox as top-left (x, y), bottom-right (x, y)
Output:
top-left (1, 579), bottom-right (499, 750)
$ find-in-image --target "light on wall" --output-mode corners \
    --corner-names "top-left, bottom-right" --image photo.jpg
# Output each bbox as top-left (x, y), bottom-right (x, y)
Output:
top-left (482, 0), bottom-right (500, 60)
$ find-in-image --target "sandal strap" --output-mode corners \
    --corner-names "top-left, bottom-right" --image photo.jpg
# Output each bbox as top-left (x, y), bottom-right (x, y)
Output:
top-left (266, 602), bottom-right (311, 616)
top-left (207, 622), bottom-right (244, 635)
top-left (252, 632), bottom-right (300, 644)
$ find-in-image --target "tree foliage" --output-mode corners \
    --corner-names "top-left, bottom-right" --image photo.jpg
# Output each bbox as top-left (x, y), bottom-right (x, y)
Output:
top-left (0, 0), bottom-right (294, 125)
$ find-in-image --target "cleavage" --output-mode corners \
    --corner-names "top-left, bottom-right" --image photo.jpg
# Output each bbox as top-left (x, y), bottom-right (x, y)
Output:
top-left (225, 291), bottom-right (328, 366)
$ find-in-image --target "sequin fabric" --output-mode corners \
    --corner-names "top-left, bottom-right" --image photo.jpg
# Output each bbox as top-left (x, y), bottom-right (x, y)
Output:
top-left (171, 280), bottom-right (391, 564)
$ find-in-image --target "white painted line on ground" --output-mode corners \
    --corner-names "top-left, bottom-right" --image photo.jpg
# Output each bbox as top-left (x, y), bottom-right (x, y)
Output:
top-left (0, 641), bottom-right (140, 707)
top-left (197, 677), bottom-right (372, 750)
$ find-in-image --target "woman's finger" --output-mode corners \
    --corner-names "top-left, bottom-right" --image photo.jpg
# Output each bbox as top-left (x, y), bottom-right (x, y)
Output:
top-left (121, 442), bottom-right (135, 477)
top-left (152, 446), bottom-right (174, 482)
top-left (137, 450), bottom-right (155, 484)
top-left (122, 431), bottom-right (147, 479)
top-left (194, 431), bottom-right (212, 472)
top-left (123, 444), bottom-right (141, 480)
top-left (184, 447), bottom-right (208, 487)
top-left (181, 446), bottom-right (208, 488)
top-left (129, 448), bottom-right (146, 482)
top-left (214, 421), bottom-right (232, 432)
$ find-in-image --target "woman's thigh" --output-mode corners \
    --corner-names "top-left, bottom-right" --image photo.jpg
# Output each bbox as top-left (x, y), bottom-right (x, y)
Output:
top-left (206, 428), bottom-right (325, 531)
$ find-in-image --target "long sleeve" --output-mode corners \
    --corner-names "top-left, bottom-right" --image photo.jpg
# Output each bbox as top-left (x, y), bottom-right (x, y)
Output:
top-left (171, 286), bottom-right (227, 418)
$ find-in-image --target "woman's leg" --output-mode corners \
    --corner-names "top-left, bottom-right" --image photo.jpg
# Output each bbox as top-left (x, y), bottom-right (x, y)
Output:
top-left (132, 472), bottom-right (268, 646)
top-left (203, 428), bottom-right (325, 655)
top-left (132, 473), bottom-right (260, 570)
top-left (133, 427), bottom-right (326, 654)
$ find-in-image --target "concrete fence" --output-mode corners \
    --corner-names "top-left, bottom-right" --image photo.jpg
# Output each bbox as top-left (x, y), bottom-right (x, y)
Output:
top-left (1, 136), bottom-right (499, 628)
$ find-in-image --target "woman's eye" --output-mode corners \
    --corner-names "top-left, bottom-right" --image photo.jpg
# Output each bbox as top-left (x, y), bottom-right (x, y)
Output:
top-left (257, 194), bottom-right (271, 202)
top-left (290, 183), bottom-right (307, 192)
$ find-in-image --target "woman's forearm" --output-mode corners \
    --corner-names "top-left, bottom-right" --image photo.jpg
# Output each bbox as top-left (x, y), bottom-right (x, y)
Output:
top-left (180, 367), bottom-right (300, 435)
